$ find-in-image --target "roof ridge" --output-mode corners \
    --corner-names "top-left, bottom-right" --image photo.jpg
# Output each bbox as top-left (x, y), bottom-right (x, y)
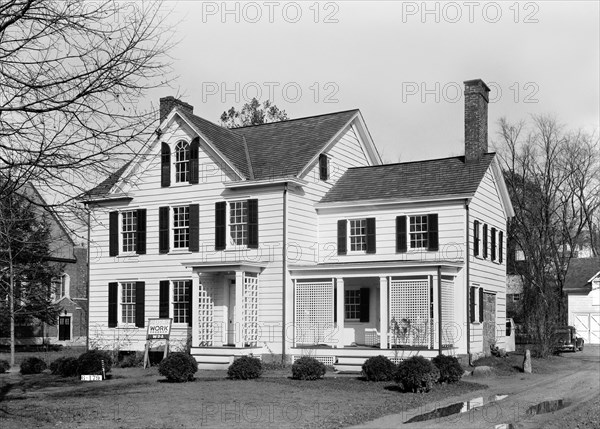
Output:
top-left (346, 152), bottom-right (496, 170)
top-left (231, 109), bottom-right (360, 129)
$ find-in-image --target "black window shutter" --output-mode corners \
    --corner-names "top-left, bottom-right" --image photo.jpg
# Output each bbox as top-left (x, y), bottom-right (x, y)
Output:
top-left (491, 227), bottom-right (497, 261)
top-left (159, 280), bottom-right (170, 319)
top-left (159, 206), bottom-right (169, 254)
top-left (473, 220), bottom-right (480, 257)
top-left (366, 218), bottom-right (376, 254)
top-left (469, 287), bottom-right (476, 323)
top-left (186, 280), bottom-right (193, 326)
top-left (189, 204), bottom-right (200, 252)
top-left (247, 199), bottom-right (258, 249)
top-left (108, 282), bottom-right (118, 327)
top-left (337, 220), bottom-right (347, 255)
top-left (483, 224), bottom-right (488, 259)
top-left (333, 287), bottom-right (337, 323)
top-left (135, 281), bottom-right (145, 328)
top-left (109, 211), bottom-right (119, 257)
top-left (136, 209), bottom-right (146, 255)
top-left (396, 216), bottom-right (407, 253)
top-left (359, 288), bottom-right (370, 322)
top-left (499, 231), bottom-right (504, 263)
top-left (427, 214), bottom-right (439, 251)
top-left (319, 154), bottom-right (329, 180)
top-left (215, 202), bottom-right (226, 250)
top-left (189, 137), bottom-right (199, 184)
top-left (161, 142), bottom-right (171, 187)
top-left (479, 288), bottom-right (484, 323)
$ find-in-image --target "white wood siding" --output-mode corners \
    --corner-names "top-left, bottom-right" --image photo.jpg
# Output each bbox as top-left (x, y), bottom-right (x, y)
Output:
top-left (469, 166), bottom-right (509, 353)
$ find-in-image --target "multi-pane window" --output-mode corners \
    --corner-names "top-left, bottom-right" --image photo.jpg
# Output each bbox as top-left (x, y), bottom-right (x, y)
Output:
top-left (121, 211), bottom-right (137, 252)
top-left (121, 282), bottom-right (136, 324)
top-left (409, 215), bottom-right (428, 248)
top-left (173, 206), bottom-right (190, 248)
top-left (175, 141), bottom-right (190, 183)
top-left (229, 201), bottom-right (248, 246)
top-left (345, 289), bottom-right (361, 320)
top-left (173, 281), bottom-right (189, 324)
top-left (349, 219), bottom-right (367, 251)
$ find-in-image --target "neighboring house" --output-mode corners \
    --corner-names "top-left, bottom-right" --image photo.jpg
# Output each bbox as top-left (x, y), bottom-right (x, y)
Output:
top-left (0, 183), bottom-right (88, 346)
top-left (83, 79), bottom-right (513, 369)
top-left (564, 257), bottom-right (600, 344)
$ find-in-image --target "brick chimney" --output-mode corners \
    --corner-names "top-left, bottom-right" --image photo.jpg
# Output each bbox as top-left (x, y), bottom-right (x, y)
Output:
top-left (464, 79), bottom-right (490, 162)
top-left (159, 96), bottom-right (194, 123)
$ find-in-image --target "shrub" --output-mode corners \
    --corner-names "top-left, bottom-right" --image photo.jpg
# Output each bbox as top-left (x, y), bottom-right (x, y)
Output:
top-left (50, 357), bottom-right (79, 377)
top-left (362, 355), bottom-right (397, 381)
top-left (394, 356), bottom-right (440, 393)
top-left (118, 351), bottom-right (145, 368)
top-left (227, 356), bottom-right (262, 380)
top-left (291, 357), bottom-right (326, 380)
top-left (20, 357), bottom-right (47, 375)
top-left (77, 350), bottom-right (113, 375)
top-left (432, 354), bottom-right (464, 384)
top-left (158, 352), bottom-right (198, 382)
top-left (0, 359), bottom-right (10, 373)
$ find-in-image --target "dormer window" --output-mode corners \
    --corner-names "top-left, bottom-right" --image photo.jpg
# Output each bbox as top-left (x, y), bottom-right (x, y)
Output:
top-left (175, 141), bottom-right (190, 183)
top-left (319, 154), bottom-right (329, 180)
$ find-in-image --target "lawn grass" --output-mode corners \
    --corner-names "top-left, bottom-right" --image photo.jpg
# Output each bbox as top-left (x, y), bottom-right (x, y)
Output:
top-left (0, 346), bottom-right (86, 366)
top-left (0, 367), bottom-right (487, 428)
top-left (472, 350), bottom-right (573, 375)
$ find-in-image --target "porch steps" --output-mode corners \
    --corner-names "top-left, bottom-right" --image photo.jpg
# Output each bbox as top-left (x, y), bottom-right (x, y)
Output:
top-left (333, 356), bottom-right (370, 373)
top-left (191, 354), bottom-right (233, 370)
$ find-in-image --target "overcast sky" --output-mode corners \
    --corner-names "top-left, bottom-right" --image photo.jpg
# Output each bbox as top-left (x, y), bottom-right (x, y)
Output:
top-left (151, 1), bottom-right (599, 163)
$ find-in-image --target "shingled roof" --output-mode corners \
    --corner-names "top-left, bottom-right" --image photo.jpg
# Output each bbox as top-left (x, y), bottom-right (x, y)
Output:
top-left (84, 109), bottom-right (360, 198)
top-left (564, 257), bottom-right (600, 294)
top-left (320, 153), bottom-right (496, 204)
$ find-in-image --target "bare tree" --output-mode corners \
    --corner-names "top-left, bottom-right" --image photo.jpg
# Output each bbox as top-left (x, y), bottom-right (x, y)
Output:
top-left (0, 0), bottom-right (176, 235)
top-left (220, 98), bottom-right (289, 128)
top-left (496, 115), bottom-right (600, 356)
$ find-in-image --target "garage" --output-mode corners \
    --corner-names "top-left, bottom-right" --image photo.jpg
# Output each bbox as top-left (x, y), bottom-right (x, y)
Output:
top-left (564, 258), bottom-right (600, 345)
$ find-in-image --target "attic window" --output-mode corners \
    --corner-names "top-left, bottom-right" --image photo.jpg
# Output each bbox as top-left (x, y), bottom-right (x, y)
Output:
top-left (175, 141), bottom-right (190, 183)
top-left (319, 154), bottom-right (329, 180)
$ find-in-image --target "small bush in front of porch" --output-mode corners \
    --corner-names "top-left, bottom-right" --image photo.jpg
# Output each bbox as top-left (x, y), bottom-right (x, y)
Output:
top-left (0, 359), bottom-right (11, 373)
top-left (394, 356), bottom-right (440, 393)
top-left (291, 356), bottom-right (326, 380)
top-left (50, 357), bottom-right (79, 377)
top-left (362, 355), bottom-right (397, 381)
top-left (227, 356), bottom-right (262, 380)
top-left (20, 357), bottom-right (47, 375)
top-left (432, 354), bottom-right (463, 384)
top-left (77, 350), bottom-right (113, 376)
top-left (159, 352), bottom-right (198, 382)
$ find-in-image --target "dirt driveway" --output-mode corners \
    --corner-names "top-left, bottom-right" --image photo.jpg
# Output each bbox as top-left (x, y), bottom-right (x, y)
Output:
top-left (355, 345), bottom-right (600, 429)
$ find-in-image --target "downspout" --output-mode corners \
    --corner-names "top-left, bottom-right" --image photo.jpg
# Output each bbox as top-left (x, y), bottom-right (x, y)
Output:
top-left (86, 206), bottom-right (91, 351)
top-left (438, 265), bottom-right (443, 356)
top-left (465, 199), bottom-right (471, 365)
top-left (282, 183), bottom-right (288, 364)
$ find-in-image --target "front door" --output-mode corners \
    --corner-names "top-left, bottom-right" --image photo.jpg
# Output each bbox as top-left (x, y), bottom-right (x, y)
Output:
top-left (227, 280), bottom-right (236, 345)
top-left (58, 316), bottom-right (71, 341)
top-left (482, 292), bottom-right (496, 354)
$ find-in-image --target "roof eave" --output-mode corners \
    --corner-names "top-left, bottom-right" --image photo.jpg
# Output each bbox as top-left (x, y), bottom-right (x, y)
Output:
top-left (224, 176), bottom-right (308, 189)
top-left (316, 193), bottom-right (474, 210)
top-left (82, 194), bottom-right (134, 205)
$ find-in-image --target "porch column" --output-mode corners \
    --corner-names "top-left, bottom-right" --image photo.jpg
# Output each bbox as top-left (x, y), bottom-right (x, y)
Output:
top-left (235, 271), bottom-right (244, 347)
top-left (380, 276), bottom-right (388, 349)
top-left (191, 272), bottom-right (200, 348)
top-left (336, 278), bottom-right (344, 348)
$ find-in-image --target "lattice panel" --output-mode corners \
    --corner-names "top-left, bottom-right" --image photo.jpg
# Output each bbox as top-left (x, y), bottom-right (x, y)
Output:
top-left (198, 280), bottom-right (214, 346)
top-left (389, 279), bottom-right (431, 347)
top-left (242, 273), bottom-right (259, 346)
top-left (295, 281), bottom-right (334, 345)
top-left (292, 355), bottom-right (335, 366)
top-left (441, 280), bottom-right (455, 346)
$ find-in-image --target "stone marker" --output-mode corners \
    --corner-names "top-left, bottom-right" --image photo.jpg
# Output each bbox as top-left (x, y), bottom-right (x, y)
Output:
top-left (523, 349), bottom-right (532, 373)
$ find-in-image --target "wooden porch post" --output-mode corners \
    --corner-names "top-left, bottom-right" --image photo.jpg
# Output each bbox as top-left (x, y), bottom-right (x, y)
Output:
top-left (235, 271), bottom-right (244, 347)
top-left (437, 266), bottom-right (443, 355)
top-left (191, 272), bottom-right (200, 348)
top-left (336, 278), bottom-right (344, 348)
top-left (380, 276), bottom-right (388, 349)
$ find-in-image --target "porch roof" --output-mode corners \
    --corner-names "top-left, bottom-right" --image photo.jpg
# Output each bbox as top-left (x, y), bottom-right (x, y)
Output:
top-left (180, 260), bottom-right (268, 274)
top-left (289, 259), bottom-right (463, 276)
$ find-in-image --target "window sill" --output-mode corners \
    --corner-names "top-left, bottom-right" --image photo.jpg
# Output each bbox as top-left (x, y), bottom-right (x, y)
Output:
top-left (172, 323), bottom-right (191, 328)
top-left (170, 182), bottom-right (193, 188)
top-left (168, 250), bottom-right (192, 255)
top-left (224, 246), bottom-right (249, 252)
top-left (116, 325), bottom-right (139, 329)
top-left (117, 253), bottom-right (139, 258)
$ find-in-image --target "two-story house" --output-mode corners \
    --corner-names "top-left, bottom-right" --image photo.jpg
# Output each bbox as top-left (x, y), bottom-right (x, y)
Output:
top-left (83, 79), bottom-right (513, 369)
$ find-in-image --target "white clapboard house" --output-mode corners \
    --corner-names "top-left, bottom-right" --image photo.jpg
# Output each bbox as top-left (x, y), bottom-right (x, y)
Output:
top-left (83, 79), bottom-right (514, 370)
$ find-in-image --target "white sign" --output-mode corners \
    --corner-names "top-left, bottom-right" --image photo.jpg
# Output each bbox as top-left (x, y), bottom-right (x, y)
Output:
top-left (81, 375), bottom-right (103, 381)
top-left (147, 318), bottom-right (172, 339)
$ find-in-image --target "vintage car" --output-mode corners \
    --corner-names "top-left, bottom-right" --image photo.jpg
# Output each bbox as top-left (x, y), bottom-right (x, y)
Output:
top-left (551, 326), bottom-right (584, 353)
